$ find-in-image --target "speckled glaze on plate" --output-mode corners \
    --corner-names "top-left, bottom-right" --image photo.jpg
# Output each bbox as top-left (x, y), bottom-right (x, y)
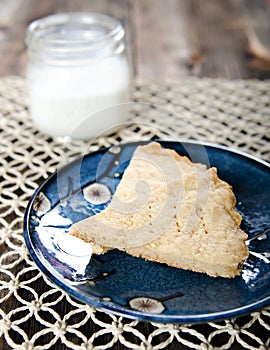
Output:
top-left (24, 140), bottom-right (270, 323)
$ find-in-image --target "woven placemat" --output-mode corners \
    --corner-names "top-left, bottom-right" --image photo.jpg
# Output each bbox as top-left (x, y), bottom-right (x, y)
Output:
top-left (0, 76), bottom-right (270, 350)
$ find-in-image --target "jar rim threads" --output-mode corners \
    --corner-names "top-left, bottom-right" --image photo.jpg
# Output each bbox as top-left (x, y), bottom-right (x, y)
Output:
top-left (26, 12), bottom-right (125, 62)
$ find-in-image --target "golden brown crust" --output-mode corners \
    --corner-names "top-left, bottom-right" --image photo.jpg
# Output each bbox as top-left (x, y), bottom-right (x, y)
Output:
top-left (70, 142), bottom-right (249, 278)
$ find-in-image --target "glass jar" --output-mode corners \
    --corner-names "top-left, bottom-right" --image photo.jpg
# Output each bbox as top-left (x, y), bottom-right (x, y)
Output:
top-left (25, 13), bottom-right (131, 140)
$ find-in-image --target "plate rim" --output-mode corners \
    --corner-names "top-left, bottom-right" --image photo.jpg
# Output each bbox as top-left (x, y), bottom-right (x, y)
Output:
top-left (23, 139), bottom-right (270, 323)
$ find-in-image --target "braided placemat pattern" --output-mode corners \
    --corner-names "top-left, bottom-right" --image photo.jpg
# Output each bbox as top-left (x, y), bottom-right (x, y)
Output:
top-left (0, 76), bottom-right (270, 349)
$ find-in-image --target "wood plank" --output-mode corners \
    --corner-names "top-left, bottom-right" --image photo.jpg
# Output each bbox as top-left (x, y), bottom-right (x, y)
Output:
top-left (185, 0), bottom-right (270, 78)
top-left (133, 0), bottom-right (191, 80)
top-left (0, 0), bottom-right (270, 79)
top-left (132, 0), bottom-right (270, 79)
top-left (235, 0), bottom-right (270, 75)
top-left (183, 0), bottom-right (248, 78)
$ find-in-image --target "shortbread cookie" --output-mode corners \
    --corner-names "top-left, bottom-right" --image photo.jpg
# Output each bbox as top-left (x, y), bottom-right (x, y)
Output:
top-left (70, 142), bottom-right (249, 278)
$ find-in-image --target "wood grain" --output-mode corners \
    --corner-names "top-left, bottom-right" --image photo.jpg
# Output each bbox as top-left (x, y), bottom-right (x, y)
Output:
top-left (0, 0), bottom-right (270, 79)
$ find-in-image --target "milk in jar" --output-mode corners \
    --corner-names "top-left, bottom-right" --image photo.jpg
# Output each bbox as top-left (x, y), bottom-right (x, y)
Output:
top-left (25, 13), bottom-right (131, 140)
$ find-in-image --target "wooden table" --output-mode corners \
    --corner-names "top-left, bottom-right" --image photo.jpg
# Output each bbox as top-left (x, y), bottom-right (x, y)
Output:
top-left (0, 0), bottom-right (270, 79)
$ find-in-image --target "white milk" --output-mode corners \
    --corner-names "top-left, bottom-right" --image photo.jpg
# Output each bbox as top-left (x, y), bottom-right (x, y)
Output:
top-left (27, 56), bottom-right (130, 140)
top-left (26, 13), bottom-right (131, 140)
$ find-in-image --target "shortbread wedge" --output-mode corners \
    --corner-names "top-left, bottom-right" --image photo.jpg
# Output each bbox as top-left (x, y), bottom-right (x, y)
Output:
top-left (70, 142), bottom-right (249, 278)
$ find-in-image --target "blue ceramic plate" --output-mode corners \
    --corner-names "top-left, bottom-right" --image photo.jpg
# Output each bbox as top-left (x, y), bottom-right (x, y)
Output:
top-left (24, 140), bottom-right (270, 323)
